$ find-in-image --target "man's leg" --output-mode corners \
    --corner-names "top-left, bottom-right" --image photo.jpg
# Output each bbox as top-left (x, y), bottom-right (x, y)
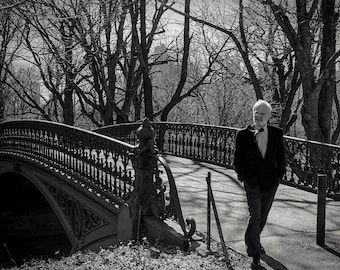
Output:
top-left (244, 182), bottom-right (261, 257)
top-left (260, 183), bottom-right (279, 232)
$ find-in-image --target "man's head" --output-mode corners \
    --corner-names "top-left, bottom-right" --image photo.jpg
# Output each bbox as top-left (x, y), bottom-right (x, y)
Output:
top-left (252, 100), bottom-right (272, 128)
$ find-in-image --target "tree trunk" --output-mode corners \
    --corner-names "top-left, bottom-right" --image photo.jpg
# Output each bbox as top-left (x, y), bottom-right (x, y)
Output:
top-left (140, 0), bottom-right (153, 120)
top-left (268, 0), bottom-right (337, 142)
top-left (63, 25), bottom-right (75, 126)
top-left (160, 0), bottom-right (191, 121)
top-left (103, 97), bottom-right (114, 126)
top-left (63, 87), bottom-right (74, 126)
top-left (279, 60), bottom-right (300, 133)
top-left (134, 91), bottom-right (142, 121)
top-left (318, 0), bottom-right (337, 143)
top-left (300, 83), bottom-right (322, 141)
top-left (0, 85), bottom-right (4, 121)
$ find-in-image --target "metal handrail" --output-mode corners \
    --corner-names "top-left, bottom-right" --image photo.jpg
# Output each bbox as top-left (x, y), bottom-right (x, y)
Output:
top-left (96, 121), bottom-right (340, 197)
top-left (157, 155), bottom-right (196, 237)
top-left (0, 119), bottom-right (136, 207)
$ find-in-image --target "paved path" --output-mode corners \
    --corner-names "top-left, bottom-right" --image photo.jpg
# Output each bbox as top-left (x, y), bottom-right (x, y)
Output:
top-left (163, 155), bottom-right (340, 270)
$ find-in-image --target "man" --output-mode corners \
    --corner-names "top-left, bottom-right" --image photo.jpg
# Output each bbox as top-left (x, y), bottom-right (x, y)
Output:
top-left (234, 99), bottom-right (286, 269)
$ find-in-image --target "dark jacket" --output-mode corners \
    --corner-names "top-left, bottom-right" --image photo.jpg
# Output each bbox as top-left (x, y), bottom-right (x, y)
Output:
top-left (234, 125), bottom-right (286, 191)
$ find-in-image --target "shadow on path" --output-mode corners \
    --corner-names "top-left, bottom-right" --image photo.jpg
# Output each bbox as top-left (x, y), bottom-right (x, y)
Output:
top-left (321, 244), bottom-right (340, 258)
top-left (262, 254), bottom-right (290, 270)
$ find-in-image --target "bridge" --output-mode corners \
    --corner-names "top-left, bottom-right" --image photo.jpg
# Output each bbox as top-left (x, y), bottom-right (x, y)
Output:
top-left (0, 119), bottom-right (339, 269)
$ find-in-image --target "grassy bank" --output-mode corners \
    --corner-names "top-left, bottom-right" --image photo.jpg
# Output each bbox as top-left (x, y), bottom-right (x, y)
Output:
top-left (3, 239), bottom-right (249, 270)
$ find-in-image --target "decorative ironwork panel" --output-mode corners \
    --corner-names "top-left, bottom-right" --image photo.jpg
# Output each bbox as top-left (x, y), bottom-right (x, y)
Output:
top-left (154, 155), bottom-right (196, 237)
top-left (46, 184), bottom-right (106, 239)
top-left (284, 136), bottom-right (340, 195)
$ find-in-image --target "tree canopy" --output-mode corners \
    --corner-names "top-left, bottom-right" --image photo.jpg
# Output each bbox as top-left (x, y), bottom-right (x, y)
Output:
top-left (1, 0), bottom-right (340, 143)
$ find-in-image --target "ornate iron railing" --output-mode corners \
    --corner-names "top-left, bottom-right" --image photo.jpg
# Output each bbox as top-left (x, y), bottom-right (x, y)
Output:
top-left (0, 119), bottom-right (195, 239)
top-left (284, 135), bottom-right (340, 195)
top-left (96, 122), bottom-right (340, 198)
top-left (0, 120), bottom-right (136, 208)
top-left (96, 122), bottom-right (236, 166)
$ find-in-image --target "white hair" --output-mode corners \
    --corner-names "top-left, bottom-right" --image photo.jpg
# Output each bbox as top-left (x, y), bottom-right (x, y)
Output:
top-left (253, 99), bottom-right (272, 112)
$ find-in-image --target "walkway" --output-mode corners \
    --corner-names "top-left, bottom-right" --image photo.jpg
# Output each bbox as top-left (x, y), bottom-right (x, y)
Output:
top-left (163, 155), bottom-right (340, 270)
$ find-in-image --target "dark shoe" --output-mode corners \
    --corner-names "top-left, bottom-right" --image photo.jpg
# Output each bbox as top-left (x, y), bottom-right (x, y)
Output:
top-left (251, 262), bottom-right (262, 269)
top-left (251, 263), bottom-right (262, 269)
top-left (251, 254), bottom-right (261, 269)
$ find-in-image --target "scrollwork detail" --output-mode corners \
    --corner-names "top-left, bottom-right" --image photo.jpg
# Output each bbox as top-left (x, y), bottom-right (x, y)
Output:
top-left (46, 184), bottom-right (106, 240)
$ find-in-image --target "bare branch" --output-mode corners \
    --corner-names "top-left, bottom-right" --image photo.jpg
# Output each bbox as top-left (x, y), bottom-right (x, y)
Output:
top-left (0, 0), bottom-right (26, 11)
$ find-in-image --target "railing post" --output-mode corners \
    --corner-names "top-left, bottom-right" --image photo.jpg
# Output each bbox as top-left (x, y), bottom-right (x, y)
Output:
top-left (129, 118), bottom-right (159, 238)
top-left (155, 123), bottom-right (166, 152)
top-left (206, 172), bottom-right (211, 251)
top-left (316, 174), bottom-right (327, 246)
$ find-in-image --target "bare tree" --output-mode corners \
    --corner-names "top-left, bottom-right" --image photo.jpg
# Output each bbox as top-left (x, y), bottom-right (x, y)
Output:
top-left (127, 0), bottom-right (170, 121)
top-left (72, 0), bottom-right (172, 124)
top-left (238, 1), bottom-right (302, 132)
top-left (4, 66), bottom-right (49, 119)
top-left (69, 0), bottom-right (128, 125)
top-left (159, 0), bottom-right (191, 121)
top-left (0, 0), bottom-right (26, 11)
top-left (0, 0), bottom-right (25, 121)
top-left (152, 0), bottom-right (226, 122)
top-left (163, 0), bottom-right (340, 142)
top-left (11, 0), bottom-right (88, 125)
top-left (264, 0), bottom-right (340, 142)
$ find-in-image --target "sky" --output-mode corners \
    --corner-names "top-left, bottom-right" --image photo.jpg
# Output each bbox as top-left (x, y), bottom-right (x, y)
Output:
top-left (162, 0), bottom-right (237, 35)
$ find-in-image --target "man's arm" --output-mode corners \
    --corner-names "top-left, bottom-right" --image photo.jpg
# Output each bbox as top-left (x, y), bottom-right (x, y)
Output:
top-left (234, 130), bottom-right (248, 182)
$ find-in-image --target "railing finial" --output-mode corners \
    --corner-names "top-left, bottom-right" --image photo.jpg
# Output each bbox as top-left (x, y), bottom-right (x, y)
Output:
top-left (135, 117), bottom-right (156, 154)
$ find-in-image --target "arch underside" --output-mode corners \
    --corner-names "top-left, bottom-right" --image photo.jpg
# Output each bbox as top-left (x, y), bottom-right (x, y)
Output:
top-left (0, 156), bottom-right (122, 255)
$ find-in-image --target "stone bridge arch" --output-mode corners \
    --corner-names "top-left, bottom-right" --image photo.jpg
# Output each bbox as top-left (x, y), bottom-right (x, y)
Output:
top-left (0, 157), bottom-right (130, 265)
top-left (0, 169), bottom-right (71, 264)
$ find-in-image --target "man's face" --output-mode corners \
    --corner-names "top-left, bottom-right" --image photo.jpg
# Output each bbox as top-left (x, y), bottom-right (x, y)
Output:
top-left (253, 104), bottom-right (271, 127)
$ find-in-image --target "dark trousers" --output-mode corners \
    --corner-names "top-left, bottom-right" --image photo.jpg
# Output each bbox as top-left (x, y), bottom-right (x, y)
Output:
top-left (244, 182), bottom-right (278, 257)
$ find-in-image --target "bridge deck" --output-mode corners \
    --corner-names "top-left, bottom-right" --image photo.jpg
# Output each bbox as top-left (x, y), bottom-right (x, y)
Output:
top-left (163, 155), bottom-right (340, 270)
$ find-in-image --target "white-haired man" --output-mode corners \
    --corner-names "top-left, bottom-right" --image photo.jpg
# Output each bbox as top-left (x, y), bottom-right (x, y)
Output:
top-left (234, 100), bottom-right (286, 269)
